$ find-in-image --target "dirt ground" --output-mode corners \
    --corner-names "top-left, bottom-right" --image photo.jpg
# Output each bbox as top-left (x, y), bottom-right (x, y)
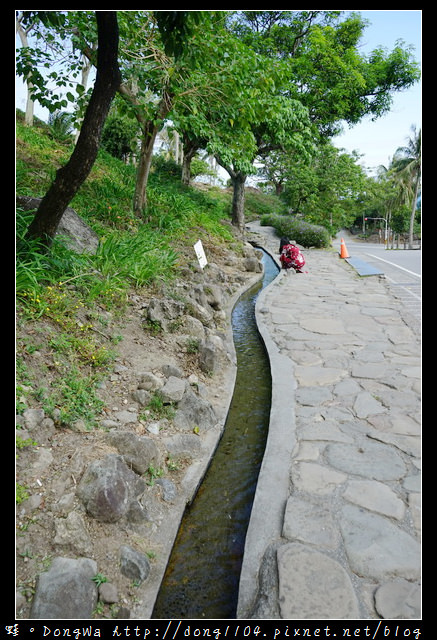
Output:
top-left (16, 234), bottom-right (264, 620)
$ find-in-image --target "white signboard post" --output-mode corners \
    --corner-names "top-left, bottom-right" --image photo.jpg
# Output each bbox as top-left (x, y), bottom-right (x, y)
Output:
top-left (194, 239), bottom-right (208, 269)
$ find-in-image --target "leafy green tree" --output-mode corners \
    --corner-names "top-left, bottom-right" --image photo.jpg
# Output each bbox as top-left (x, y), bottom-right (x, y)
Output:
top-left (26, 11), bottom-right (121, 246)
top-left (172, 25), bottom-right (315, 231)
top-left (226, 11), bottom-right (420, 233)
top-left (115, 11), bottom-right (227, 217)
top-left (390, 126), bottom-right (421, 248)
top-left (280, 142), bottom-right (367, 233)
top-left (16, 11), bottom-right (97, 122)
top-left (230, 11), bottom-right (420, 137)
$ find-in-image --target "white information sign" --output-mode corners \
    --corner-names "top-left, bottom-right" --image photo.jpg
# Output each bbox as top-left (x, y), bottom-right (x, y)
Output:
top-left (194, 239), bottom-right (208, 269)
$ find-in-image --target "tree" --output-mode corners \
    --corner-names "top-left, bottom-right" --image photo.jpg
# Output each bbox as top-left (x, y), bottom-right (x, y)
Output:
top-left (16, 11), bottom-right (97, 122)
top-left (215, 91), bottom-right (313, 231)
top-left (171, 24), bottom-right (315, 231)
top-left (101, 106), bottom-right (140, 162)
top-left (280, 142), bottom-right (367, 233)
top-left (224, 10), bottom-right (420, 233)
top-left (115, 11), bottom-right (222, 217)
top-left (230, 11), bottom-right (420, 137)
top-left (16, 12), bottom-right (37, 126)
top-left (391, 126), bottom-right (421, 249)
top-left (26, 12), bottom-right (121, 245)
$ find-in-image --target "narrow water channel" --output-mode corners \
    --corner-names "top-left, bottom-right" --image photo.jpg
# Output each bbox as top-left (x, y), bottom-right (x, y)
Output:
top-left (152, 249), bottom-right (279, 619)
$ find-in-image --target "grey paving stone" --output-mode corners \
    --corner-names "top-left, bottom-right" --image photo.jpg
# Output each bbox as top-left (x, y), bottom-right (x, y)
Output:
top-left (374, 580), bottom-right (421, 619)
top-left (325, 440), bottom-right (407, 481)
top-left (277, 543), bottom-right (359, 619)
top-left (342, 479), bottom-right (406, 520)
top-left (340, 505), bottom-right (421, 581)
top-left (282, 496), bottom-right (339, 548)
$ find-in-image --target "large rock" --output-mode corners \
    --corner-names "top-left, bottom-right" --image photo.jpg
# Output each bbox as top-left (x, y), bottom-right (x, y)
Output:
top-left (53, 511), bottom-right (93, 555)
top-left (143, 298), bottom-right (185, 332)
top-left (173, 386), bottom-right (217, 432)
top-left (16, 196), bottom-right (99, 254)
top-left (77, 455), bottom-right (145, 523)
top-left (198, 335), bottom-right (225, 374)
top-left (203, 283), bottom-right (224, 310)
top-left (30, 557), bottom-right (98, 619)
top-left (160, 376), bottom-right (186, 403)
top-left (107, 432), bottom-right (161, 475)
top-left (119, 545), bottom-right (150, 583)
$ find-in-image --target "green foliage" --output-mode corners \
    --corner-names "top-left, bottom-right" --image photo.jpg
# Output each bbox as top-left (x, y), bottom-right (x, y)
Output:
top-left (46, 367), bottom-right (105, 429)
top-left (261, 213), bottom-right (331, 248)
top-left (390, 205), bottom-right (411, 234)
top-left (230, 11), bottom-right (420, 138)
top-left (189, 156), bottom-right (216, 180)
top-left (48, 110), bottom-right (75, 142)
top-left (16, 484), bottom-right (30, 505)
top-left (95, 227), bottom-right (178, 287)
top-left (244, 188), bottom-right (287, 220)
top-left (92, 573), bottom-right (108, 587)
top-left (16, 113), bottom-right (254, 433)
top-left (277, 142), bottom-right (367, 233)
top-left (101, 113), bottom-right (139, 161)
top-left (16, 435), bottom-right (38, 450)
top-left (145, 464), bottom-right (165, 486)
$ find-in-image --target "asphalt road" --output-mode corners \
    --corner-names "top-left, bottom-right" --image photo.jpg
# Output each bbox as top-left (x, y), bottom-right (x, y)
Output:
top-left (337, 233), bottom-right (422, 332)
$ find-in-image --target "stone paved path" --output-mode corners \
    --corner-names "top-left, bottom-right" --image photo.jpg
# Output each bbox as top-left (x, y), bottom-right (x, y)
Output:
top-left (237, 223), bottom-right (421, 620)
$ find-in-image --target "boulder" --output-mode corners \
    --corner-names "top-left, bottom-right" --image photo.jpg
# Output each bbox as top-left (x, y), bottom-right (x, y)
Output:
top-left (198, 335), bottom-right (225, 374)
top-left (30, 557), bottom-right (98, 619)
top-left (173, 386), bottom-right (217, 432)
top-left (203, 283), bottom-right (224, 310)
top-left (143, 298), bottom-right (185, 331)
top-left (77, 455), bottom-right (145, 523)
top-left (243, 256), bottom-right (262, 272)
top-left (160, 376), bottom-right (186, 403)
top-left (53, 511), bottom-right (93, 555)
top-left (137, 371), bottom-right (164, 391)
top-left (16, 196), bottom-right (99, 254)
top-left (107, 432), bottom-right (161, 475)
top-left (119, 545), bottom-right (150, 583)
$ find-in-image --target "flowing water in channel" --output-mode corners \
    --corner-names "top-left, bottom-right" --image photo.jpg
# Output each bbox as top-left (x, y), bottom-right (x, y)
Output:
top-left (152, 250), bottom-right (279, 619)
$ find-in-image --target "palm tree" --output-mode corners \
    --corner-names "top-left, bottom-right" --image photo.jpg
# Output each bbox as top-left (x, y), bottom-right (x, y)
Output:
top-left (391, 126), bottom-right (421, 249)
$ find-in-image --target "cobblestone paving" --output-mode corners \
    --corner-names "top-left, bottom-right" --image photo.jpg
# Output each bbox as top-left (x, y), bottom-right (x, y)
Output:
top-left (238, 223), bottom-right (421, 620)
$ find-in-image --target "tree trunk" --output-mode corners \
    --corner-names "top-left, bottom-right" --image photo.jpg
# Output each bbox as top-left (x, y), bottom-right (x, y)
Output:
top-left (230, 171), bottom-right (247, 232)
top-left (408, 175), bottom-right (420, 249)
top-left (215, 157), bottom-right (247, 233)
top-left (275, 182), bottom-right (284, 197)
top-left (132, 91), bottom-right (173, 217)
top-left (181, 138), bottom-right (198, 186)
top-left (26, 12), bottom-right (121, 246)
top-left (133, 123), bottom-right (157, 217)
top-left (16, 17), bottom-right (34, 126)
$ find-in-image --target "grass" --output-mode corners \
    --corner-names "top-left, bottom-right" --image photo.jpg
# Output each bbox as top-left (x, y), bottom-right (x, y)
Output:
top-left (15, 110), bottom-right (282, 430)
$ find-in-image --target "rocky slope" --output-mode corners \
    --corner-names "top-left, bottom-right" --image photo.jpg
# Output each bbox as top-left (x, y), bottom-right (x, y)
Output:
top-left (16, 232), bottom-right (265, 620)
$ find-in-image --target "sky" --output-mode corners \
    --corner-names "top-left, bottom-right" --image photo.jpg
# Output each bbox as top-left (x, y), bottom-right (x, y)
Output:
top-left (16, 10), bottom-right (421, 177)
top-left (332, 10), bottom-right (422, 175)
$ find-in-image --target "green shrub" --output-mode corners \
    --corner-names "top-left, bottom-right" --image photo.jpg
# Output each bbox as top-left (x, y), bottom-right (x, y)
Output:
top-left (95, 226), bottom-right (178, 287)
top-left (260, 214), bottom-right (331, 248)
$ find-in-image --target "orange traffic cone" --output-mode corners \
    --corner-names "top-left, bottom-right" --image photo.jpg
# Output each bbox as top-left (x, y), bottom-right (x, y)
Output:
top-left (339, 237), bottom-right (350, 259)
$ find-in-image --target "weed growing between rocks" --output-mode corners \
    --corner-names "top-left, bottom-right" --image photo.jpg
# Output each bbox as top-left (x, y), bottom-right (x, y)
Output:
top-left (16, 115), bottom-right (278, 618)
